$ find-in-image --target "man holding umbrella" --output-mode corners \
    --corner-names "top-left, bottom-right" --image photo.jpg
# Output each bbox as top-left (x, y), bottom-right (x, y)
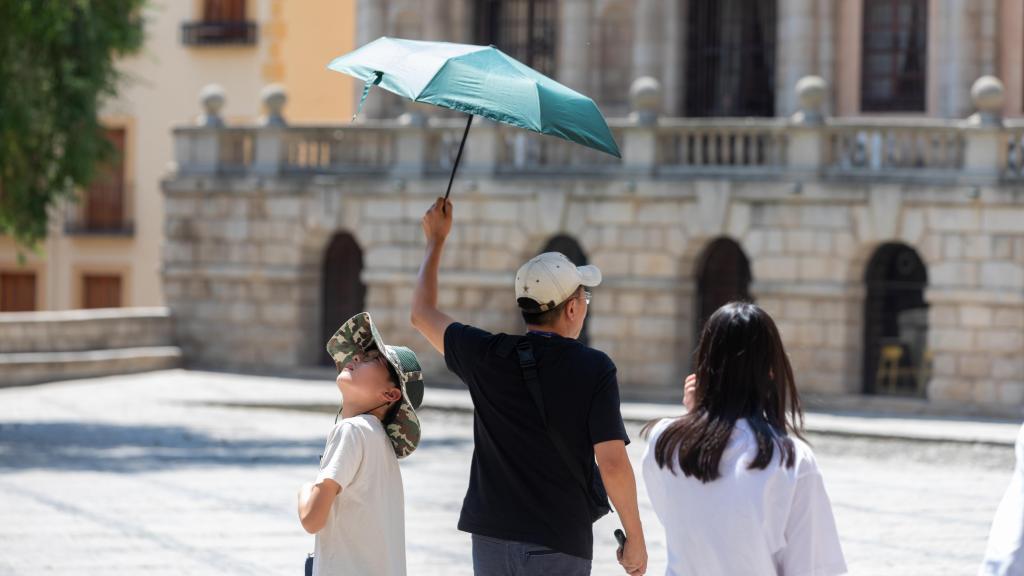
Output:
top-left (411, 198), bottom-right (647, 576)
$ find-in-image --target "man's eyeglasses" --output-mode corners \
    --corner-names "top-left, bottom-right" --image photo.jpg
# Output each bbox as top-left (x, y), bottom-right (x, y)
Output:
top-left (582, 288), bottom-right (592, 305)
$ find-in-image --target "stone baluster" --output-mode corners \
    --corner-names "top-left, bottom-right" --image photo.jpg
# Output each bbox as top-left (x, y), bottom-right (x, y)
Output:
top-left (177, 84), bottom-right (226, 175)
top-left (623, 76), bottom-right (660, 175)
top-left (393, 103), bottom-right (429, 178)
top-left (462, 117), bottom-right (499, 178)
top-left (787, 76), bottom-right (828, 174)
top-left (253, 84), bottom-right (288, 176)
top-left (964, 75), bottom-right (1006, 180)
top-left (196, 84), bottom-right (225, 128)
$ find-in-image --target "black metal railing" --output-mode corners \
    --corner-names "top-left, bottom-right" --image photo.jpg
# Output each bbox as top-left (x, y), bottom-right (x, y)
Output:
top-left (181, 20), bottom-right (258, 46)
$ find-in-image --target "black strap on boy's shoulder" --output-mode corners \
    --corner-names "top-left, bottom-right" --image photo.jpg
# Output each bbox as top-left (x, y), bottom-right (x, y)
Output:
top-left (496, 335), bottom-right (594, 500)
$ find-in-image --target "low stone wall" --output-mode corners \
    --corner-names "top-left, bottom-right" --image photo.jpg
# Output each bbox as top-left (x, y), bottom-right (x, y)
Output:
top-left (0, 307), bottom-right (181, 387)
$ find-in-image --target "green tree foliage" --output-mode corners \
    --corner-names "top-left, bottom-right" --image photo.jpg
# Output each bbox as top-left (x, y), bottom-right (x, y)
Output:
top-left (0, 0), bottom-right (145, 247)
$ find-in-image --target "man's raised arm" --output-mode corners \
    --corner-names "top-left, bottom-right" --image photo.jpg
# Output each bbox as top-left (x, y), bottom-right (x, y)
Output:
top-left (411, 198), bottom-right (456, 355)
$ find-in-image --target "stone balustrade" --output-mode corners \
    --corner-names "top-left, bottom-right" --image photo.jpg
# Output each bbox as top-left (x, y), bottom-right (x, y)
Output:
top-left (172, 76), bottom-right (1016, 184)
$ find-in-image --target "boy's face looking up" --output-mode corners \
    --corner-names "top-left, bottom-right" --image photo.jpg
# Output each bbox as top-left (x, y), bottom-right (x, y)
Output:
top-left (336, 349), bottom-right (401, 414)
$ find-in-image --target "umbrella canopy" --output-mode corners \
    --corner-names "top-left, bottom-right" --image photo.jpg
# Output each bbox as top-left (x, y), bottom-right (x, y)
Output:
top-left (327, 37), bottom-right (621, 159)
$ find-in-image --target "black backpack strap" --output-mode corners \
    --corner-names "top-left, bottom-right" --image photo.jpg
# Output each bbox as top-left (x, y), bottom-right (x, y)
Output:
top-left (513, 338), bottom-right (595, 502)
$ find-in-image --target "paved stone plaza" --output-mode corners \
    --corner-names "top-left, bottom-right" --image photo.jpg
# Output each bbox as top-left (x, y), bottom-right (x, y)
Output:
top-left (0, 370), bottom-right (1016, 575)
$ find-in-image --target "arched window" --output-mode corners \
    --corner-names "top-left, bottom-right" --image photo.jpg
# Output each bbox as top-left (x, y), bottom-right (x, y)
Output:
top-left (320, 233), bottom-right (366, 366)
top-left (475, 0), bottom-right (558, 77)
top-left (861, 0), bottom-right (927, 112)
top-left (695, 237), bottom-right (753, 344)
top-left (541, 235), bottom-right (590, 345)
top-left (863, 243), bottom-right (929, 396)
top-left (597, 2), bottom-right (634, 114)
top-left (685, 0), bottom-right (777, 117)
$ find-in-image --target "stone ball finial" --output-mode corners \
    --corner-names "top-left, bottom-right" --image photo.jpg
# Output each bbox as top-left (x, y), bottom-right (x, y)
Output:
top-left (792, 75), bottom-right (828, 125)
top-left (629, 76), bottom-right (661, 126)
top-left (969, 76), bottom-right (1005, 126)
top-left (198, 84), bottom-right (226, 127)
top-left (260, 84), bottom-right (288, 127)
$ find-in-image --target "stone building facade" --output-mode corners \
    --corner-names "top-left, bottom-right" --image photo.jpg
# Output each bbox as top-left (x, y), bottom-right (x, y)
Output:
top-left (160, 0), bottom-right (1024, 414)
top-left (164, 70), bottom-right (1024, 413)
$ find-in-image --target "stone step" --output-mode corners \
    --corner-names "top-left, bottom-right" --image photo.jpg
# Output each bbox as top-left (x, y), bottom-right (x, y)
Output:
top-left (0, 346), bottom-right (183, 388)
top-left (0, 307), bottom-right (175, 354)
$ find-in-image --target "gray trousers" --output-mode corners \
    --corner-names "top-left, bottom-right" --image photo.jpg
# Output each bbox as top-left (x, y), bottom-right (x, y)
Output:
top-left (471, 534), bottom-right (592, 576)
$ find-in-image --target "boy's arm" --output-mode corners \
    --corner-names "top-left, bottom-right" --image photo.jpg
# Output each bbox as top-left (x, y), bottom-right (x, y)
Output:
top-left (595, 440), bottom-right (648, 576)
top-left (297, 478), bottom-right (341, 534)
top-left (411, 198), bottom-right (455, 355)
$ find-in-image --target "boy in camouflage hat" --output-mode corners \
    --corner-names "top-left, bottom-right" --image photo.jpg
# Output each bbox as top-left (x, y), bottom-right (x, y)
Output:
top-left (297, 312), bottom-right (424, 576)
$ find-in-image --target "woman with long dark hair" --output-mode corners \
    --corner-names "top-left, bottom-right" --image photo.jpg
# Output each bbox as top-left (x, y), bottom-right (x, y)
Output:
top-left (642, 302), bottom-right (846, 576)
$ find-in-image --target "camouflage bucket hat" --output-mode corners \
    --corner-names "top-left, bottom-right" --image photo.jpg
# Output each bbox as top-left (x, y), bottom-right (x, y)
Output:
top-left (326, 312), bottom-right (424, 459)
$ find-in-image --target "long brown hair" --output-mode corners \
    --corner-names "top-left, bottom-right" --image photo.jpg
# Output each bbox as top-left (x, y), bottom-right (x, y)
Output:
top-left (643, 302), bottom-right (805, 483)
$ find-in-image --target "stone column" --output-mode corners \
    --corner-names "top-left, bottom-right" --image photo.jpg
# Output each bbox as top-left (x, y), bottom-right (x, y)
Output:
top-left (932, 0), bottom-right (979, 118)
top-left (422, 0), bottom-right (447, 41)
top-left (662, 0), bottom-right (684, 116)
top-left (999, 0), bottom-right (1024, 117)
top-left (355, 0), bottom-right (386, 118)
top-left (776, 0), bottom-right (816, 116)
top-left (815, 0), bottom-right (836, 115)
top-left (558, 0), bottom-right (592, 93)
top-left (979, 0), bottom-right (998, 76)
top-left (633, 0), bottom-right (661, 80)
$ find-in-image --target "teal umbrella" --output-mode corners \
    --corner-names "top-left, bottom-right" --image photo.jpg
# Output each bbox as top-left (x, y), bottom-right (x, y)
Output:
top-left (327, 37), bottom-right (621, 201)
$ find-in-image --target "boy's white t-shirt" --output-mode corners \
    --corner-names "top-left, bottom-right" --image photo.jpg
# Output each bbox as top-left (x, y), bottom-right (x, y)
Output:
top-left (642, 417), bottom-right (847, 576)
top-left (314, 415), bottom-right (406, 576)
top-left (979, 423), bottom-right (1024, 576)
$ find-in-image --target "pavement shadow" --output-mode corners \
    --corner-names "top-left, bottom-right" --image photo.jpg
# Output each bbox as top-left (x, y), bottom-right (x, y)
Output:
top-left (0, 420), bottom-right (476, 474)
top-left (0, 421), bottom-right (323, 473)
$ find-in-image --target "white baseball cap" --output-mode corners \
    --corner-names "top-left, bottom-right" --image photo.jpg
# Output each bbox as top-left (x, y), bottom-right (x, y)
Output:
top-left (515, 252), bottom-right (602, 313)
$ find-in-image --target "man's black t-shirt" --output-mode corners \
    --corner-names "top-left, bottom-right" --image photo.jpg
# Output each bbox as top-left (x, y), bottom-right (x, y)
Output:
top-left (444, 322), bottom-right (630, 560)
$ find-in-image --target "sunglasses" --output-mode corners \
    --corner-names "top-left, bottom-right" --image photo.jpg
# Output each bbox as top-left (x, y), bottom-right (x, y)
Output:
top-left (335, 350), bottom-right (385, 373)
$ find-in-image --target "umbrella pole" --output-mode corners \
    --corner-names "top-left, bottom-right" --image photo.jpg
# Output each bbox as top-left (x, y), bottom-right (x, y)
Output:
top-left (443, 114), bottom-right (474, 206)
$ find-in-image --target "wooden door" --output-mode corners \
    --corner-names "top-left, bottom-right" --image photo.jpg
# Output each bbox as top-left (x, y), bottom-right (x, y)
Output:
top-left (696, 238), bottom-right (753, 344)
top-left (320, 233), bottom-right (366, 365)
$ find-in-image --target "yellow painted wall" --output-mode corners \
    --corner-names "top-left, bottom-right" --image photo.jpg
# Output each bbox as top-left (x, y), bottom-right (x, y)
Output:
top-left (280, 0), bottom-right (358, 122)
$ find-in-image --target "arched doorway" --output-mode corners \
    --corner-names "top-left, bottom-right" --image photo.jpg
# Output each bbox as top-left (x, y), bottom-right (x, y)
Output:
top-left (541, 235), bottom-right (590, 345)
top-left (695, 238), bottom-right (753, 345)
top-left (684, 0), bottom-right (777, 117)
top-left (320, 233), bottom-right (366, 366)
top-left (862, 243), bottom-right (928, 396)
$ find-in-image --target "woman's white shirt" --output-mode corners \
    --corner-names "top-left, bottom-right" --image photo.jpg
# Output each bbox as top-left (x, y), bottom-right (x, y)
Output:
top-left (642, 417), bottom-right (847, 576)
top-left (979, 423), bottom-right (1024, 576)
